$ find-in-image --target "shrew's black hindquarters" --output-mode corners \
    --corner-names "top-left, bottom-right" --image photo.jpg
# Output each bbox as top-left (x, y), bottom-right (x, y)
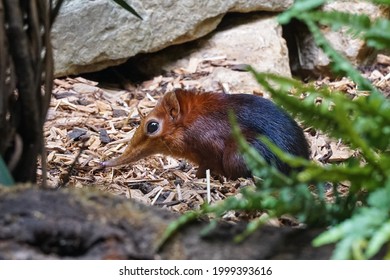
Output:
top-left (231, 94), bottom-right (310, 174)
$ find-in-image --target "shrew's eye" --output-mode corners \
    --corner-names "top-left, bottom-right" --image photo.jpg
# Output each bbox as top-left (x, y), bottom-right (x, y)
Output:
top-left (146, 121), bottom-right (159, 135)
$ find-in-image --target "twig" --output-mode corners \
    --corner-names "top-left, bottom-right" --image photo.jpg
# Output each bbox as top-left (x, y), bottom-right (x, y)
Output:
top-left (206, 169), bottom-right (211, 204)
top-left (56, 140), bottom-right (87, 189)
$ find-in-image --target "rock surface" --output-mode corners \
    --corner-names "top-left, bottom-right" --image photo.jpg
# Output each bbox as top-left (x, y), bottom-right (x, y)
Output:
top-left (51, 0), bottom-right (293, 77)
top-left (129, 13), bottom-right (291, 93)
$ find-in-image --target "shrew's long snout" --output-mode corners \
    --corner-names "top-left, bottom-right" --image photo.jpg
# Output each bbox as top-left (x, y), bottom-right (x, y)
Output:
top-left (101, 128), bottom-right (163, 169)
top-left (101, 145), bottom-right (146, 168)
top-left (100, 154), bottom-right (130, 168)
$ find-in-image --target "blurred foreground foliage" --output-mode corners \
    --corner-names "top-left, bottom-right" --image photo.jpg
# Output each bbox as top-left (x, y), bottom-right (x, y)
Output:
top-left (162, 0), bottom-right (390, 259)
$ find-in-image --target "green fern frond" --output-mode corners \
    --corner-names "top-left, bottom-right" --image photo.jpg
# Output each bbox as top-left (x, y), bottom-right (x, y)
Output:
top-left (278, 0), bottom-right (326, 24)
top-left (307, 10), bottom-right (371, 33)
top-left (369, 0), bottom-right (390, 5)
top-left (251, 70), bottom-right (386, 174)
top-left (162, 0), bottom-right (390, 259)
top-left (366, 220), bottom-right (390, 258)
top-left (313, 205), bottom-right (389, 259)
top-left (302, 16), bottom-right (379, 92)
top-left (301, 10), bottom-right (390, 50)
top-left (157, 210), bottom-right (200, 250)
top-left (365, 18), bottom-right (390, 49)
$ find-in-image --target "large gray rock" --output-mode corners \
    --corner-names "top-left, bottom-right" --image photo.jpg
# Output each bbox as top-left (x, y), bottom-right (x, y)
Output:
top-left (199, 14), bottom-right (291, 93)
top-left (132, 13), bottom-right (291, 93)
top-left (51, 0), bottom-right (293, 77)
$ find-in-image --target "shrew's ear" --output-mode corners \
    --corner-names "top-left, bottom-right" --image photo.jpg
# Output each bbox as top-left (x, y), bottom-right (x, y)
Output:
top-left (163, 91), bottom-right (180, 120)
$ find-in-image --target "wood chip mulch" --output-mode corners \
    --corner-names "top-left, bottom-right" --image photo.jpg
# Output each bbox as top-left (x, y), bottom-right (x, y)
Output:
top-left (38, 54), bottom-right (390, 225)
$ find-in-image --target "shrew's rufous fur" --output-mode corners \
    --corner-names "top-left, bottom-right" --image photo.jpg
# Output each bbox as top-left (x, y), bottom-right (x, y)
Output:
top-left (102, 89), bottom-right (310, 179)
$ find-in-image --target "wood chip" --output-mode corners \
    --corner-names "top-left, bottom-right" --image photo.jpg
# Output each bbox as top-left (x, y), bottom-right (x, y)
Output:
top-left (377, 54), bottom-right (390, 65)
